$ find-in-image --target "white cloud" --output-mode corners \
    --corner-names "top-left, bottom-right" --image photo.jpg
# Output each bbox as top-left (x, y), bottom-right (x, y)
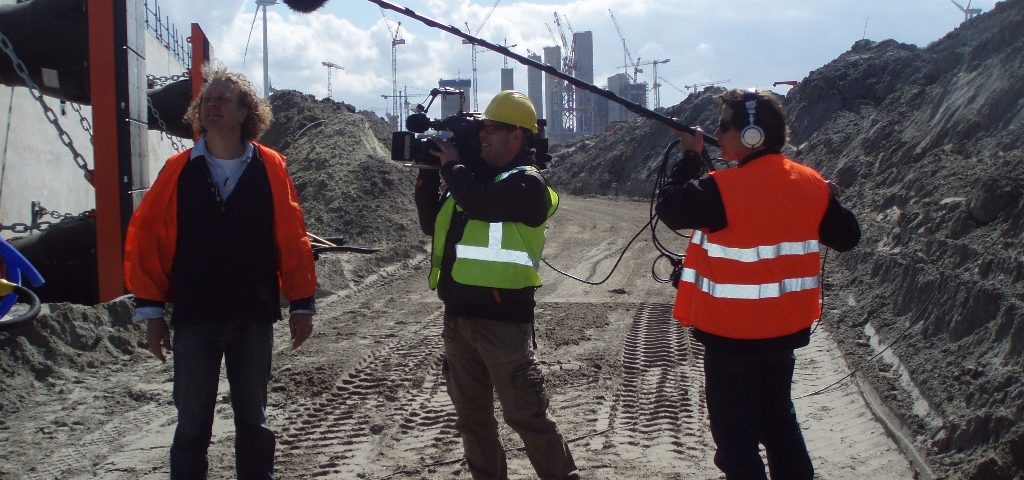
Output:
top-left (151, 0), bottom-right (975, 116)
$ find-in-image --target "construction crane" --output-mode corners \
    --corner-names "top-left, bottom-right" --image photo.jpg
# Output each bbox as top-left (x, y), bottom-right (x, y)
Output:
top-left (683, 79), bottom-right (730, 94)
top-left (500, 38), bottom-right (518, 68)
top-left (381, 87), bottom-right (426, 131)
top-left (659, 76), bottom-right (687, 95)
top-left (461, 0), bottom-right (501, 111)
top-left (949, 0), bottom-right (982, 22)
top-left (380, 8), bottom-right (405, 125)
top-left (608, 9), bottom-right (641, 83)
top-left (637, 59), bottom-right (669, 108)
top-left (321, 61), bottom-right (343, 99)
top-left (551, 11), bottom-right (577, 132)
top-left (552, 12), bottom-right (576, 77)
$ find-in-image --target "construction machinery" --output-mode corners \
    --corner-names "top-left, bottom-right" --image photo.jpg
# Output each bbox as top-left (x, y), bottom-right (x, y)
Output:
top-left (551, 11), bottom-right (577, 132)
top-left (461, 0), bottom-right (500, 111)
top-left (380, 7), bottom-right (405, 124)
top-left (359, 0), bottom-right (720, 149)
top-left (380, 8), bottom-right (403, 127)
top-left (683, 79), bottom-right (730, 94)
top-left (321, 61), bottom-right (343, 99)
top-left (608, 9), bottom-right (642, 83)
top-left (637, 59), bottom-right (669, 108)
top-left (382, 87), bottom-right (427, 131)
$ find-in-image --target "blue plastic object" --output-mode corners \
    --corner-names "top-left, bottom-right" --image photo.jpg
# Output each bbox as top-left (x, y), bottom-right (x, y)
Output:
top-left (1, 240), bottom-right (45, 319)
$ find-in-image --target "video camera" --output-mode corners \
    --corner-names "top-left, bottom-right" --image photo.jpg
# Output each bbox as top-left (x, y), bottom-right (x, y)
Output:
top-left (390, 88), bottom-right (550, 170)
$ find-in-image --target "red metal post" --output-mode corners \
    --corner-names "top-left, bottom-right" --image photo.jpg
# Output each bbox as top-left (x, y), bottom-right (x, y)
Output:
top-left (89, 0), bottom-right (123, 302)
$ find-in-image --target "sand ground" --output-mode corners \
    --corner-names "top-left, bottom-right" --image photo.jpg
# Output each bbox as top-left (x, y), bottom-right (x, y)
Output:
top-left (0, 196), bottom-right (919, 479)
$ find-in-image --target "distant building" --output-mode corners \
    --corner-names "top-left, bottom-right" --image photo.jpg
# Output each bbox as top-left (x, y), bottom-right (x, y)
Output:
top-left (573, 31), bottom-right (595, 135)
top-left (500, 68), bottom-right (514, 91)
top-left (527, 53), bottom-right (544, 127)
top-left (438, 78), bottom-right (471, 118)
top-left (607, 73), bottom-right (647, 124)
top-left (543, 46), bottom-right (563, 136)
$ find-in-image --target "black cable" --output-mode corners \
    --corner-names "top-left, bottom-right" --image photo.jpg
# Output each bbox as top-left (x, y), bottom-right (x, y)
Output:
top-left (541, 217), bottom-right (651, 286)
top-left (794, 289), bottom-right (939, 400)
top-left (541, 138), bottom-right (698, 286)
top-left (0, 283), bottom-right (42, 330)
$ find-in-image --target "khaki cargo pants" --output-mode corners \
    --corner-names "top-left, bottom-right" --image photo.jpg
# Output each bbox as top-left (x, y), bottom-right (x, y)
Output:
top-left (442, 314), bottom-right (579, 480)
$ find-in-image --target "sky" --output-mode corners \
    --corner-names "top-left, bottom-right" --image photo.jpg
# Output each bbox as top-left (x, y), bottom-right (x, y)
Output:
top-left (149, 0), bottom-right (985, 119)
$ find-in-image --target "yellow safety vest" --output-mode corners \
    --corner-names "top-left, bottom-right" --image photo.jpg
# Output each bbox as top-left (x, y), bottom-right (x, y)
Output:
top-left (429, 166), bottom-right (558, 290)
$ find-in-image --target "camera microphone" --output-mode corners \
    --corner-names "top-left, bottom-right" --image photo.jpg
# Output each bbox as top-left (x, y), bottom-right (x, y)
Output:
top-left (406, 113), bottom-right (432, 134)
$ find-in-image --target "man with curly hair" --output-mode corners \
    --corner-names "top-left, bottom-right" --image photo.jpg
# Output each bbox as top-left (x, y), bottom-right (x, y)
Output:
top-left (124, 65), bottom-right (317, 479)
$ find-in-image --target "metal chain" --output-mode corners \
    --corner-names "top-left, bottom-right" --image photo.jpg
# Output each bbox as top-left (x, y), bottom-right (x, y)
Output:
top-left (146, 96), bottom-right (187, 152)
top-left (68, 101), bottom-right (94, 144)
top-left (34, 204), bottom-right (93, 221)
top-left (146, 71), bottom-right (190, 88)
top-left (0, 31), bottom-right (92, 183)
top-left (0, 205), bottom-right (95, 234)
top-left (0, 223), bottom-right (33, 234)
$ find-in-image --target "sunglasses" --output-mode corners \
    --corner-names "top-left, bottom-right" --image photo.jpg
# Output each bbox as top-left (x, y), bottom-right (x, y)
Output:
top-left (481, 123), bottom-right (518, 133)
top-left (718, 118), bottom-right (733, 133)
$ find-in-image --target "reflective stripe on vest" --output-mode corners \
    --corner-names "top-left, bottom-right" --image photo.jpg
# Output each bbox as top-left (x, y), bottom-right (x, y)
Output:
top-left (455, 222), bottom-right (538, 268)
top-left (691, 230), bottom-right (820, 263)
top-left (672, 154), bottom-right (829, 339)
top-left (428, 166), bottom-right (558, 290)
top-left (680, 267), bottom-right (820, 299)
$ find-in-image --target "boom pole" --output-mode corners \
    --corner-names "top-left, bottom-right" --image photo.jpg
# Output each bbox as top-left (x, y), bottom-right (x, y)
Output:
top-left (364, 0), bottom-right (719, 147)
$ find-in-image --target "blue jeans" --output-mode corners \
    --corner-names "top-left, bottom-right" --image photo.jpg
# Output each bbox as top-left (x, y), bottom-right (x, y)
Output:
top-left (170, 319), bottom-right (276, 480)
top-left (703, 346), bottom-right (813, 480)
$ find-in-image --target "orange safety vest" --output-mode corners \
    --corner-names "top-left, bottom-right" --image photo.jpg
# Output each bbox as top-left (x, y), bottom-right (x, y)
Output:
top-left (672, 153), bottom-right (829, 339)
top-left (123, 143), bottom-right (317, 303)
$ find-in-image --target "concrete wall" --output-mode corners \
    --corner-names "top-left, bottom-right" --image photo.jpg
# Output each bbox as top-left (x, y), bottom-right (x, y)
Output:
top-left (0, 8), bottom-right (189, 238)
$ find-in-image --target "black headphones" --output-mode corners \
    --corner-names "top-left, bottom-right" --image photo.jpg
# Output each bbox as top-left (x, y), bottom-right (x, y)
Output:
top-left (740, 88), bottom-right (765, 149)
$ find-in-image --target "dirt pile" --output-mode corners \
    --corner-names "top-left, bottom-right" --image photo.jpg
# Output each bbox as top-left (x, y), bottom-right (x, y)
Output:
top-left (262, 90), bottom-right (423, 294)
top-left (546, 91), bottom-right (724, 199)
top-left (547, 0), bottom-right (1024, 477)
top-left (0, 298), bottom-right (143, 417)
top-left (790, 2), bottom-right (1024, 476)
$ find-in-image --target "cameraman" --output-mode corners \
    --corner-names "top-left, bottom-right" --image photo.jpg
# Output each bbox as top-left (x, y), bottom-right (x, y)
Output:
top-left (414, 91), bottom-right (578, 479)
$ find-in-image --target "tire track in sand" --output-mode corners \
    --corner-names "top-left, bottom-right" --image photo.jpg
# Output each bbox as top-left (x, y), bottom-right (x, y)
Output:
top-left (606, 303), bottom-right (714, 466)
top-left (274, 311), bottom-right (458, 478)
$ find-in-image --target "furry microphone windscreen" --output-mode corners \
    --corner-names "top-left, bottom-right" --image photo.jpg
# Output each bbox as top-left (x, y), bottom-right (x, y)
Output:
top-left (282, 0), bottom-right (328, 13)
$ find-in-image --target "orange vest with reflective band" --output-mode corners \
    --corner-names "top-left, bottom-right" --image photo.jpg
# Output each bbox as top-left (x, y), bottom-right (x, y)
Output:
top-left (123, 143), bottom-right (317, 303)
top-left (672, 154), bottom-right (830, 339)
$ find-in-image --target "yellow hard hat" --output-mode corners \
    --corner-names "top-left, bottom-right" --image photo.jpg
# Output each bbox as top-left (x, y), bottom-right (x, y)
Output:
top-left (483, 90), bottom-right (538, 134)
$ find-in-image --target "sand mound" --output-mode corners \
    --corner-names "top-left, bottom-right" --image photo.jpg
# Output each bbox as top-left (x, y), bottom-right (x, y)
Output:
top-left (546, 1), bottom-right (1024, 477)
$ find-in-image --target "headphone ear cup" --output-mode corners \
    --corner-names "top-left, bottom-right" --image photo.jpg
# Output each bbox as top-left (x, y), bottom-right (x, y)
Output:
top-left (740, 124), bottom-right (765, 149)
